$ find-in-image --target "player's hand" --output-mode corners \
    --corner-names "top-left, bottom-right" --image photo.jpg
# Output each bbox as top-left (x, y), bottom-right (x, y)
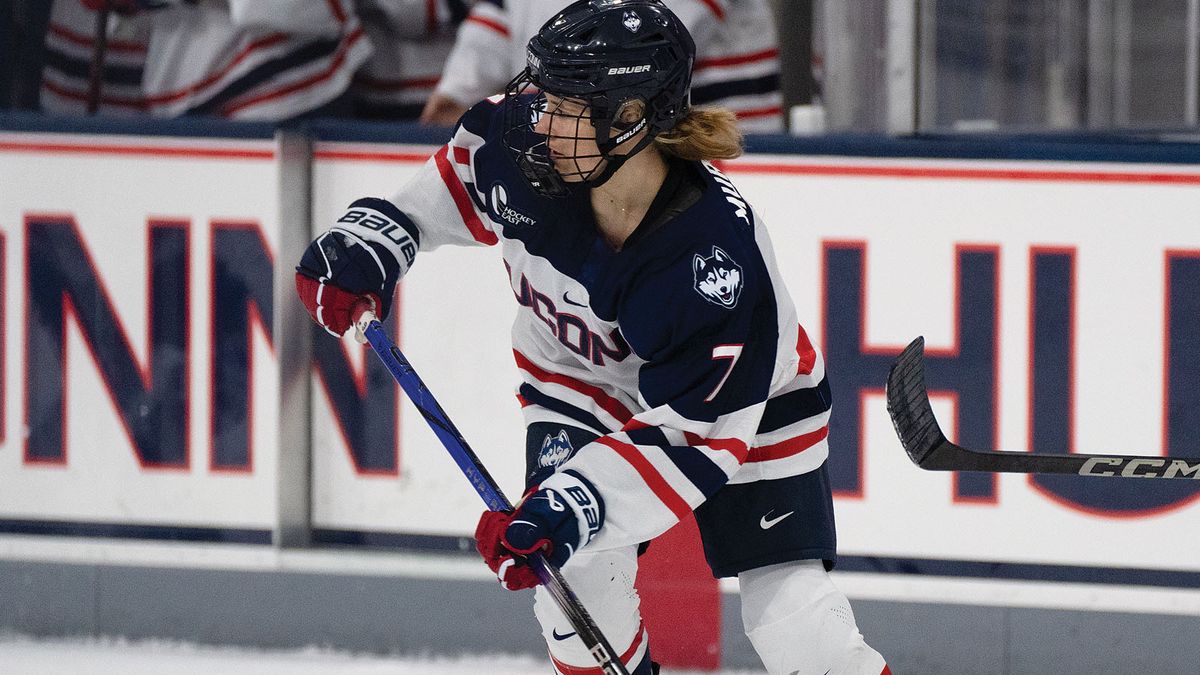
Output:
top-left (474, 474), bottom-right (604, 590)
top-left (419, 94), bottom-right (468, 127)
top-left (295, 233), bottom-right (396, 337)
top-left (295, 200), bottom-right (417, 337)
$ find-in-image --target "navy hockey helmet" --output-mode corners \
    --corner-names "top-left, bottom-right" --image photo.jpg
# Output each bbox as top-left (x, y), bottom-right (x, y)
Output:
top-left (502, 0), bottom-right (695, 197)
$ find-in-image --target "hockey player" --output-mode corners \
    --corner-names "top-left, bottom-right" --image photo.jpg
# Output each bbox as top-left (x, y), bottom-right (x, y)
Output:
top-left (76, 0), bottom-right (372, 120)
top-left (41, 1), bottom-right (154, 116)
top-left (349, 0), bottom-right (464, 121)
top-left (419, 0), bottom-right (783, 132)
top-left (296, 1), bottom-right (888, 673)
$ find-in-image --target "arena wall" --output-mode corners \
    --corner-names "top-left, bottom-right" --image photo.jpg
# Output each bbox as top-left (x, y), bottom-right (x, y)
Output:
top-left (2, 113), bottom-right (1198, 673)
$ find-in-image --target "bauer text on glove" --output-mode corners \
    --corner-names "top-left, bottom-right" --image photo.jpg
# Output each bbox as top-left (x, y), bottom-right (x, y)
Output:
top-left (474, 471), bottom-right (604, 590)
top-left (295, 198), bottom-right (419, 336)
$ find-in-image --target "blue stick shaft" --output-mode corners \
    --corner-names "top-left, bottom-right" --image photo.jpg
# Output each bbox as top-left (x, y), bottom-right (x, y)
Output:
top-left (358, 319), bottom-right (630, 675)
top-left (361, 321), bottom-right (509, 511)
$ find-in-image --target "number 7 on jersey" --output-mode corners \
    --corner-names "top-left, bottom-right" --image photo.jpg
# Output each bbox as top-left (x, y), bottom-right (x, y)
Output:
top-left (705, 344), bottom-right (744, 402)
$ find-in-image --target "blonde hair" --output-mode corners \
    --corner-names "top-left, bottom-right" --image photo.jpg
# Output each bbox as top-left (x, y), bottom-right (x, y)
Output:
top-left (653, 106), bottom-right (744, 161)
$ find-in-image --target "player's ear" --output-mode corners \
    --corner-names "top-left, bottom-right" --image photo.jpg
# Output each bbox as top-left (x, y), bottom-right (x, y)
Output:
top-left (614, 99), bottom-right (645, 128)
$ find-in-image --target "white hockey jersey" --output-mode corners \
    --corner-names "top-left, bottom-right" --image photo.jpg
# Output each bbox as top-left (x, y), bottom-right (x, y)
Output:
top-left (350, 0), bottom-right (465, 120)
top-left (40, 1), bottom-right (153, 117)
top-left (139, 0), bottom-right (372, 120)
top-left (433, 0), bottom-right (783, 132)
top-left (341, 97), bottom-right (827, 551)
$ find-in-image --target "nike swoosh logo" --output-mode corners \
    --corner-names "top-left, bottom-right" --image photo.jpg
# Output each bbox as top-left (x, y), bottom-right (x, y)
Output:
top-left (562, 291), bottom-right (588, 308)
top-left (760, 510), bottom-right (795, 529)
top-left (551, 628), bottom-right (577, 641)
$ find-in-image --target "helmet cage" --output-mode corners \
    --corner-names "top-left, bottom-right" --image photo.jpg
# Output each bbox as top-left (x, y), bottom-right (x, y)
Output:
top-left (502, 69), bottom-right (661, 197)
top-left (500, 0), bottom-right (695, 197)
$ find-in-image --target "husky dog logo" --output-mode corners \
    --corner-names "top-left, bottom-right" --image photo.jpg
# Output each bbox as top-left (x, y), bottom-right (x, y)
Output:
top-left (623, 10), bottom-right (642, 32)
top-left (538, 430), bottom-right (574, 469)
top-left (693, 246), bottom-right (743, 308)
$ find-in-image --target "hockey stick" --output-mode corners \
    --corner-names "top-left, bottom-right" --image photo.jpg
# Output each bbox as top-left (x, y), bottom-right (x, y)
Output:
top-left (86, 7), bottom-right (111, 115)
top-left (886, 336), bottom-right (1200, 480)
top-left (352, 310), bottom-right (632, 675)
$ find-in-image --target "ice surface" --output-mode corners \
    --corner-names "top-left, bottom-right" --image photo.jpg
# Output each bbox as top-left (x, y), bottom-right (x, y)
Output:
top-left (0, 636), bottom-right (766, 675)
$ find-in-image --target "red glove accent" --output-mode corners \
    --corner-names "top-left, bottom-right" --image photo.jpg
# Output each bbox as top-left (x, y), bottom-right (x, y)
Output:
top-left (295, 272), bottom-right (380, 337)
top-left (475, 508), bottom-right (545, 591)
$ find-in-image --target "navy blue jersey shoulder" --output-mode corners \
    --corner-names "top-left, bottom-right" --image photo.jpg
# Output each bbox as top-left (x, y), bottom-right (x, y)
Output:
top-left (614, 169), bottom-right (780, 419)
top-left (453, 97), bottom-right (504, 139)
top-left (450, 97), bottom-right (781, 419)
top-left (455, 96), bottom-right (635, 298)
top-left (453, 97), bottom-right (564, 239)
top-left (453, 98), bottom-right (582, 253)
top-left (615, 165), bottom-right (770, 358)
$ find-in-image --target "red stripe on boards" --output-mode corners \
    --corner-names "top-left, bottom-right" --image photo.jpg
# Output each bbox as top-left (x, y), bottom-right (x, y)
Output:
top-left (720, 161), bottom-right (1200, 185)
top-left (0, 140), bottom-right (273, 160)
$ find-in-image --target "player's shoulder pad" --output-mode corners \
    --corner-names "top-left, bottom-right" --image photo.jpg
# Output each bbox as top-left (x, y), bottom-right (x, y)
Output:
top-left (620, 227), bottom-right (765, 358)
top-left (453, 95), bottom-right (507, 140)
top-left (694, 161), bottom-right (756, 231)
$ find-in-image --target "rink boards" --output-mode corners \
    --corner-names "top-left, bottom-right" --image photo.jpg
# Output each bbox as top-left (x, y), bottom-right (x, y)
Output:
top-left (2, 120), bottom-right (1200, 608)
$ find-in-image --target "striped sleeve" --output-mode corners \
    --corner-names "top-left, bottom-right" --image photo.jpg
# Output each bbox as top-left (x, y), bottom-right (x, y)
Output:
top-left (674, 0), bottom-right (784, 132)
top-left (382, 101), bottom-right (501, 250)
top-left (430, 0), bottom-right (515, 106)
top-left (139, 1), bottom-right (373, 120)
top-left (39, 2), bottom-right (152, 117)
top-left (542, 236), bottom-right (785, 551)
top-left (360, 0), bottom-right (464, 39)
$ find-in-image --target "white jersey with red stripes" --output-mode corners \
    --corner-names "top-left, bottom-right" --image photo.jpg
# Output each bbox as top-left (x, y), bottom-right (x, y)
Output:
top-left (350, 0), bottom-right (465, 120)
top-left (40, 1), bottom-right (154, 117)
top-left (432, 0), bottom-right (783, 132)
top-left (347, 96), bottom-right (826, 552)
top-left (139, 0), bottom-right (372, 120)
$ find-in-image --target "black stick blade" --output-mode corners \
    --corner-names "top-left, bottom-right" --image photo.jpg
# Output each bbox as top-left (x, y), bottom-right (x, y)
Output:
top-left (884, 336), bottom-right (1200, 479)
top-left (885, 337), bottom-right (951, 468)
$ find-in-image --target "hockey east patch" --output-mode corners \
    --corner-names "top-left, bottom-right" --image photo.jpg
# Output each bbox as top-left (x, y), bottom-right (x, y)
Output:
top-left (537, 430), bottom-right (574, 470)
top-left (693, 245), bottom-right (744, 309)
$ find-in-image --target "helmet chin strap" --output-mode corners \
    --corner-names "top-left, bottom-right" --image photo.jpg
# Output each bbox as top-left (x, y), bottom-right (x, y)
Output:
top-left (579, 114), bottom-right (657, 190)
